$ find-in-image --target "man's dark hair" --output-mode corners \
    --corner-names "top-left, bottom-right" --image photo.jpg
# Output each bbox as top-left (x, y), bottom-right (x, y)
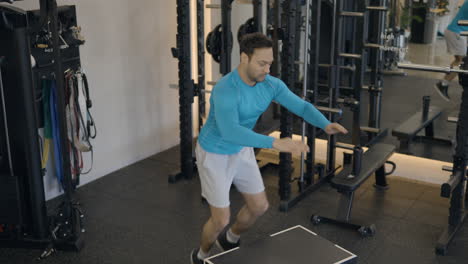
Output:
top-left (239, 33), bottom-right (273, 59)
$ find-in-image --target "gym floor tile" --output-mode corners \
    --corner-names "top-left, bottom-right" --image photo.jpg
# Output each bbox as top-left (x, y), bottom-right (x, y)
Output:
top-left (1, 158), bottom-right (467, 263)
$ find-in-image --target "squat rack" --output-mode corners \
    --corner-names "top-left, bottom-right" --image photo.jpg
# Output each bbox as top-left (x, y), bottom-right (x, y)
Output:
top-left (170, 0), bottom-right (264, 183)
top-left (396, 51), bottom-right (468, 255)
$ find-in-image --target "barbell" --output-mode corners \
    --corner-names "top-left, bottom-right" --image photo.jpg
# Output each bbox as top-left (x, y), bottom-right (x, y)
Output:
top-left (397, 63), bottom-right (468, 74)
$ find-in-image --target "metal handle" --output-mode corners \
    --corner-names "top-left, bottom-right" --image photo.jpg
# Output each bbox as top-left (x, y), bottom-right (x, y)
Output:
top-left (441, 170), bottom-right (464, 198)
top-left (339, 53), bottom-right (362, 59)
top-left (397, 63), bottom-right (468, 74)
top-left (206, 4), bottom-right (221, 8)
top-left (316, 106), bottom-right (343, 115)
top-left (341, 11), bottom-right (364, 17)
top-left (366, 6), bottom-right (388, 11)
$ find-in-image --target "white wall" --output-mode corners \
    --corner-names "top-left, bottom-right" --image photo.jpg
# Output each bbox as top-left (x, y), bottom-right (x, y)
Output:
top-left (12, 0), bottom-right (180, 200)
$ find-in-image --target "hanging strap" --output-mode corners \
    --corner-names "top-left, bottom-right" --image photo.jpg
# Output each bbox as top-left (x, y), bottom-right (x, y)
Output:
top-left (50, 79), bottom-right (63, 185)
top-left (81, 73), bottom-right (96, 139)
top-left (41, 139), bottom-right (51, 170)
top-left (41, 79), bottom-right (52, 169)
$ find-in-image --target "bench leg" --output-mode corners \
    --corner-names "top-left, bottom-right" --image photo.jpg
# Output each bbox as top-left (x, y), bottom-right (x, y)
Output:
top-left (399, 139), bottom-right (412, 154)
top-left (337, 191), bottom-right (354, 222)
top-left (374, 166), bottom-right (389, 190)
top-left (311, 190), bottom-right (376, 236)
top-left (425, 123), bottom-right (435, 138)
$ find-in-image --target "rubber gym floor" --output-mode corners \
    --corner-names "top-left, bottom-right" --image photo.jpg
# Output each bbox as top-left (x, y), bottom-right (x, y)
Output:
top-left (0, 139), bottom-right (467, 264)
top-left (1, 42), bottom-right (467, 264)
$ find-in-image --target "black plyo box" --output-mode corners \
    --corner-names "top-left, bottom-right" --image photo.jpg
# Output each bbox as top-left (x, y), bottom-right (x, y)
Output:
top-left (205, 225), bottom-right (357, 264)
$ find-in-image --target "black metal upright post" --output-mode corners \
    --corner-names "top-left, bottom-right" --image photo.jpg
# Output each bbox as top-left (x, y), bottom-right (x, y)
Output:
top-left (436, 58), bottom-right (468, 255)
top-left (271, 0), bottom-right (281, 78)
top-left (278, 0), bottom-right (300, 202)
top-left (253, 0), bottom-right (263, 33)
top-left (326, 0), bottom-right (342, 174)
top-left (368, 0), bottom-right (387, 134)
top-left (220, 0), bottom-right (233, 75)
top-left (350, 0), bottom-right (368, 147)
top-left (45, 0), bottom-right (84, 251)
top-left (50, 0), bottom-right (74, 200)
top-left (293, 2), bottom-right (302, 89)
top-left (366, 1), bottom-right (390, 188)
top-left (389, 0), bottom-right (397, 29)
top-left (305, 0), bottom-right (322, 185)
top-left (197, 0), bottom-right (206, 132)
top-left (298, 0), bottom-right (312, 191)
top-left (271, 0), bottom-right (281, 119)
top-left (170, 0), bottom-right (194, 183)
top-left (346, 0), bottom-right (358, 96)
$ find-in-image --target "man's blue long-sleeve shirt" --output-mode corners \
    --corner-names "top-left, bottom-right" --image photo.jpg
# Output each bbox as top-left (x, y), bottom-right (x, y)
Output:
top-left (198, 69), bottom-right (330, 154)
top-left (448, 1), bottom-right (468, 34)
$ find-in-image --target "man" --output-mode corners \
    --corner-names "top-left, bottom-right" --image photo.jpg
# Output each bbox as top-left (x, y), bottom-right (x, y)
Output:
top-left (435, 0), bottom-right (468, 101)
top-left (191, 33), bottom-right (348, 264)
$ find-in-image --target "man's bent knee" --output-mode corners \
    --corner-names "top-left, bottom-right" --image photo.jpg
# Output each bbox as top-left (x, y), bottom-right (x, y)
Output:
top-left (257, 200), bottom-right (270, 216)
top-left (248, 199), bottom-right (269, 217)
top-left (242, 191), bottom-right (269, 217)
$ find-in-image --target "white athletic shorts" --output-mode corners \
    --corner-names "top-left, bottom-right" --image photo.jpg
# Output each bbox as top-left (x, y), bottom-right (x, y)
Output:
top-left (195, 142), bottom-right (265, 208)
top-left (445, 29), bottom-right (467, 56)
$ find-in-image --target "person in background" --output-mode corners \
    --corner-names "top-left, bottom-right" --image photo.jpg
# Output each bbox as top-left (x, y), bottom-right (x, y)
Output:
top-left (435, 0), bottom-right (468, 101)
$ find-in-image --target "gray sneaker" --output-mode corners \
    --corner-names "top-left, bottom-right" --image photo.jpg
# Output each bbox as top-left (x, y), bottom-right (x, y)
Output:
top-left (434, 81), bottom-right (450, 102)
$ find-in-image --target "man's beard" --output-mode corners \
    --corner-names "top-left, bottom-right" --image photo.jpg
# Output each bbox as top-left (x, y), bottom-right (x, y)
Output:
top-left (247, 70), bottom-right (266, 83)
top-left (256, 74), bottom-right (266, 82)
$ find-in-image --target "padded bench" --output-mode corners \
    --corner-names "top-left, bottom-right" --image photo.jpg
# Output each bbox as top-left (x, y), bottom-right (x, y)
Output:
top-left (392, 107), bottom-right (442, 154)
top-left (311, 143), bottom-right (396, 236)
top-left (331, 143), bottom-right (396, 191)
